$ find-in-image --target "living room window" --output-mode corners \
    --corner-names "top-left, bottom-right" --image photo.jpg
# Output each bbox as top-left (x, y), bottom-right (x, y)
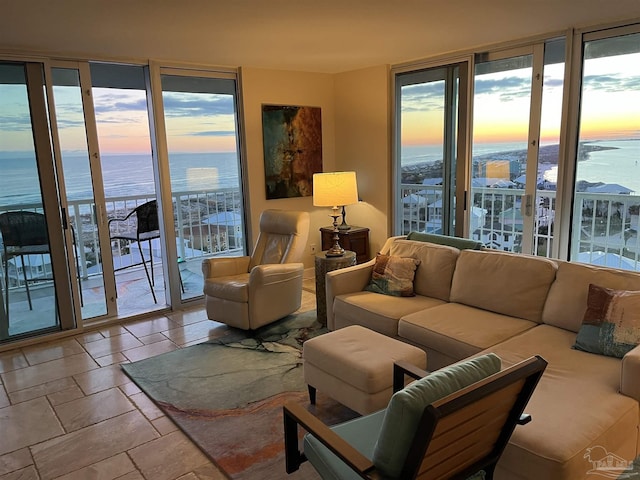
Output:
top-left (568, 26), bottom-right (640, 271)
top-left (394, 60), bottom-right (471, 237)
top-left (394, 22), bottom-right (640, 269)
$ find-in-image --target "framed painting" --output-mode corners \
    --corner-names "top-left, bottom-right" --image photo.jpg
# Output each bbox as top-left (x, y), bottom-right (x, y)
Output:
top-left (262, 105), bottom-right (322, 199)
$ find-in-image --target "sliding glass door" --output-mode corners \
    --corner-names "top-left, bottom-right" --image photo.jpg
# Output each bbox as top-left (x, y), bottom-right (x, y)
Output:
top-left (395, 61), bottom-right (470, 237)
top-left (154, 68), bottom-right (245, 302)
top-left (0, 61), bottom-right (74, 342)
top-left (570, 28), bottom-right (640, 271)
top-left (470, 40), bottom-right (565, 256)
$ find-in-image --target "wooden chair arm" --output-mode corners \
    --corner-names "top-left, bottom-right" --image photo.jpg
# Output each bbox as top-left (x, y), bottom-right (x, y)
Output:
top-left (283, 401), bottom-right (374, 476)
top-left (393, 361), bottom-right (430, 392)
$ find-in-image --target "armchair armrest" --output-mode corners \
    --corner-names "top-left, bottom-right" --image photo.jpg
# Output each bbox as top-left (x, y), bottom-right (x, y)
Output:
top-left (621, 344), bottom-right (640, 401)
top-left (249, 263), bottom-right (303, 285)
top-left (201, 256), bottom-right (250, 279)
top-left (393, 361), bottom-right (430, 392)
top-left (283, 402), bottom-right (374, 475)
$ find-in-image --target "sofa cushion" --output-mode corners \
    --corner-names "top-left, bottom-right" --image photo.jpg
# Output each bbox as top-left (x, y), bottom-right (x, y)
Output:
top-left (364, 254), bottom-right (420, 297)
top-left (573, 284), bottom-right (640, 358)
top-left (398, 303), bottom-right (537, 362)
top-left (450, 250), bottom-right (557, 322)
top-left (481, 325), bottom-right (638, 480)
top-left (372, 353), bottom-right (501, 478)
top-left (334, 291), bottom-right (445, 337)
top-left (388, 239), bottom-right (460, 301)
top-left (543, 260), bottom-right (640, 332)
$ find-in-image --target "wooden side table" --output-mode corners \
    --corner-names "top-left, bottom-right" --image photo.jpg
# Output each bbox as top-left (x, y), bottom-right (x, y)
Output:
top-left (320, 226), bottom-right (370, 264)
top-left (314, 250), bottom-right (357, 325)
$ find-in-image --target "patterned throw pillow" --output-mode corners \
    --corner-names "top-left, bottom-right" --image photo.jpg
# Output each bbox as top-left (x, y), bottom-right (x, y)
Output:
top-left (364, 254), bottom-right (420, 297)
top-left (573, 284), bottom-right (640, 358)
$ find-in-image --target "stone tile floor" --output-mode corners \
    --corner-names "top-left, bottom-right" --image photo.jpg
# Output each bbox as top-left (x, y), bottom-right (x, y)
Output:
top-left (0, 289), bottom-right (317, 480)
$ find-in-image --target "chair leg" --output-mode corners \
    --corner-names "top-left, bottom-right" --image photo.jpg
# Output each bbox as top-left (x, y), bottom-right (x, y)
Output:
top-left (21, 254), bottom-right (33, 310)
top-left (283, 406), bottom-right (304, 474)
top-left (308, 385), bottom-right (316, 405)
top-left (138, 241), bottom-right (157, 304)
top-left (148, 239), bottom-right (155, 287)
top-left (4, 254), bottom-right (9, 316)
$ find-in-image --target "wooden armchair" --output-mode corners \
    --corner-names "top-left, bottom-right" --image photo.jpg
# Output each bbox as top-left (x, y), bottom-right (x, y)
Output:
top-left (284, 355), bottom-right (547, 480)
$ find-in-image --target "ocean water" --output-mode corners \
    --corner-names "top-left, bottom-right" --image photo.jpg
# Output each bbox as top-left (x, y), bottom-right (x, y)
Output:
top-left (0, 151), bottom-right (241, 206)
top-left (576, 139), bottom-right (640, 193)
top-left (402, 139), bottom-right (640, 193)
top-left (1, 140), bottom-right (638, 207)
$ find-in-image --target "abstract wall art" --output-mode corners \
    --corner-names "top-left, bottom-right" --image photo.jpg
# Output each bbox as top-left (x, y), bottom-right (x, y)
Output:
top-left (262, 105), bottom-right (323, 199)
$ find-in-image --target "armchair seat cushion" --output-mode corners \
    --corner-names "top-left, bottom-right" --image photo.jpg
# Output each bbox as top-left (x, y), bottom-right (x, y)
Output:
top-left (203, 273), bottom-right (250, 302)
top-left (303, 410), bottom-right (386, 480)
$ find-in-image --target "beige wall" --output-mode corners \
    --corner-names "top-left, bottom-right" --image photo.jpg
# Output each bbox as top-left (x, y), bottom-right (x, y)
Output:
top-left (334, 65), bottom-right (391, 255)
top-left (240, 65), bottom-right (391, 267)
top-left (240, 67), bottom-right (337, 269)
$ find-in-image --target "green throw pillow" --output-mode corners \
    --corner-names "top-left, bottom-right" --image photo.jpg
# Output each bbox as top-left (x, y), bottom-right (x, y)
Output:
top-left (364, 254), bottom-right (420, 297)
top-left (573, 284), bottom-right (640, 358)
top-left (372, 353), bottom-right (502, 478)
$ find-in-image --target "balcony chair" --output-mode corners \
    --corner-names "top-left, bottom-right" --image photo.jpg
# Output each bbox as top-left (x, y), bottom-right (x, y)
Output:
top-left (202, 209), bottom-right (310, 330)
top-left (108, 200), bottom-right (160, 304)
top-left (284, 354), bottom-right (547, 480)
top-left (0, 211), bottom-right (83, 316)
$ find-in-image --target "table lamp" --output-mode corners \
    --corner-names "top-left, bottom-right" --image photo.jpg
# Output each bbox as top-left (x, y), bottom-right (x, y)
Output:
top-left (313, 171), bottom-right (359, 257)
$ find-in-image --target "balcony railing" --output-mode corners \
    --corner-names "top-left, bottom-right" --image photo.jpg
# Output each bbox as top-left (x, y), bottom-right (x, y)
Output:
top-left (0, 188), bottom-right (244, 290)
top-left (3, 184), bottom-right (640, 294)
top-left (399, 183), bottom-right (640, 271)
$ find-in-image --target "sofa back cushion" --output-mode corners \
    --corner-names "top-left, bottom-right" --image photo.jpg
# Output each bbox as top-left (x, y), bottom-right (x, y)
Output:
top-left (389, 239), bottom-right (460, 301)
top-left (450, 250), bottom-right (557, 322)
top-left (542, 260), bottom-right (640, 332)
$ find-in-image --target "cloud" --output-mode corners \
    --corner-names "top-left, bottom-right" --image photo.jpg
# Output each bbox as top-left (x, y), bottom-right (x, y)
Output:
top-left (162, 93), bottom-right (234, 117)
top-left (0, 115), bottom-right (32, 132)
top-left (474, 76), bottom-right (531, 101)
top-left (583, 74), bottom-right (640, 93)
top-left (401, 75), bottom-right (536, 111)
top-left (401, 82), bottom-right (445, 112)
top-left (188, 130), bottom-right (236, 137)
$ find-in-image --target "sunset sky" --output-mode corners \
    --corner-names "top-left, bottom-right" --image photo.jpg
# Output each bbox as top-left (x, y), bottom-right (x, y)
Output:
top-left (1, 50), bottom-right (638, 156)
top-left (400, 51), bottom-right (640, 147)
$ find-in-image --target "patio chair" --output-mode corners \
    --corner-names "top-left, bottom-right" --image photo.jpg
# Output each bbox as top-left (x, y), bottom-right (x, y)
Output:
top-left (108, 200), bottom-right (160, 304)
top-left (0, 210), bottom-right (83, 314)
top-left (202, 209), bottom-right (310, 330)
top-left (283, 354), bottom-right (547, 480)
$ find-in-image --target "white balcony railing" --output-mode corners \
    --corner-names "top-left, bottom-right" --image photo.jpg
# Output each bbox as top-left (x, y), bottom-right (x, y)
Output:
top-left (1, 188), bottom-right (244, 289)
top-left (399, 183), bottom-right (640, 271)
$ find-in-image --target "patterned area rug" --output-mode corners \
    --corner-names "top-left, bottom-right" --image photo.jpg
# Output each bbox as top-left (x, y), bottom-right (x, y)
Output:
top-left (121, 311), bottom-right (357, 479)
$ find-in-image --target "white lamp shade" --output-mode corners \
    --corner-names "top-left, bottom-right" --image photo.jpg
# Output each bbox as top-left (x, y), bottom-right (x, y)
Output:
top-left (313, 171), bottom-right (359, 207)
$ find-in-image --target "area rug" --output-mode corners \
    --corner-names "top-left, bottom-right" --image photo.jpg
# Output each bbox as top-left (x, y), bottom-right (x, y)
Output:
top-left (121, 310), bottom-right (358, 479)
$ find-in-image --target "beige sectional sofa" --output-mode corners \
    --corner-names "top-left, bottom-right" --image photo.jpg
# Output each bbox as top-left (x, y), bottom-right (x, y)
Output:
top-left (325, 235), bottom-right (640, 480)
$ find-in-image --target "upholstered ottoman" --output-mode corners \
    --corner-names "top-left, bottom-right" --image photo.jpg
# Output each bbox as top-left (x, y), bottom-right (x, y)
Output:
top-left (303, 325), bottom-right (427, 415)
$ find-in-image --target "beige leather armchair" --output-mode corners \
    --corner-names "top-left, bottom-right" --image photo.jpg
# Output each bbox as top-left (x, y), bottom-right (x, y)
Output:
top-left (202, 209), bottom-right (310, 330)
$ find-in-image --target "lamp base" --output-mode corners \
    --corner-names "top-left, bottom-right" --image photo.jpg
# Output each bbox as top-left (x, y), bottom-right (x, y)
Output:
top-left (338, 205), bottom-right (352, 230)
top-left (325, 211), bottom-right (344, 257)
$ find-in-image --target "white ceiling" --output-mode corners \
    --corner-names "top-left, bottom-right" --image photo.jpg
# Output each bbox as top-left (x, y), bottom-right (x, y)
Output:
top-left (2, 1), bottom-right (639, 73)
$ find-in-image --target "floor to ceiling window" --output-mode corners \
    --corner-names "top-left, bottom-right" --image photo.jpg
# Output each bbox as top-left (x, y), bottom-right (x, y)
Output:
top-left (393, 22), bottom-right (640, 272)
top-left (570, 27), bottom-right (640, 271)
top-left (0, 61), bottom-right (75, 342)
top-left (395, 61), bottom-right (470, 237)
top-left (470, 40), bottom-right (565, 256)
top-left (155, 69), bottom-right (245, 303)
top-left (0, 56), bottom-right (244, 344)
